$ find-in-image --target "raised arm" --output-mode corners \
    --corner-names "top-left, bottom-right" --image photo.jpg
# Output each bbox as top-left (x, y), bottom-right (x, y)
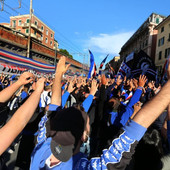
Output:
top-left (0, 77), bottom-right (45, 155)
top-left (51, 56), bottom-right (70, 106)
top-left (0, 72), bottom-right (34, 103)
top-left (62, 80), bottom-right (75, 108)
top-left (82, 79), bottom-right (98, 112)
top-left (127, 75), bottom-right (147, 108)
top-left (119, 75), bottom-right (147, 126)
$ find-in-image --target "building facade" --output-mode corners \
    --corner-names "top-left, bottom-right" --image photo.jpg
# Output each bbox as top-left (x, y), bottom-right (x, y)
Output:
top-left (154, 15), bottom-right (170, 74)
top-left (9, 14), bottom-right (55, 49)
top-left (0, 25), bottom-right (88, 75)
top-left (119, 13), bottom-right (166, 62)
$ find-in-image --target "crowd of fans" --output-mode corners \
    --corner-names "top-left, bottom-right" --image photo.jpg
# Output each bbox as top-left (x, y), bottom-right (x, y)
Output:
top-left (0, 56), bottom-right (170, 170)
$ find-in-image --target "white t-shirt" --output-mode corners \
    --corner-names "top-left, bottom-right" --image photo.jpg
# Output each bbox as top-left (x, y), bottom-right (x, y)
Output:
top-left (39, 91), bottom-right (51, 109)
top-left (45, 154), bottom-right (61, 169)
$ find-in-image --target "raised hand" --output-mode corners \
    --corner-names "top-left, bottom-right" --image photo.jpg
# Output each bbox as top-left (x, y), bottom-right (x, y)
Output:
top-left (90, 79), bottom-right (98, 96)
top-left (101, 74), bottom-right (107, 85)
top-left (35, 77), bottom-right (46, 93)
top-left (129, 79), bottom-right (135, 89)
top-left (51, 56), bottom-right (70, 106)
top-left (17, 72), bottom-right (34, 85)
top-left (116, 75), bottom-right (122, 86)
top-left (138, 75), bottom-right (147, 87)
top-left (133, 78), bottom-right (138, 89)
top-left (67, 80), bottom-right (75, 93)
top-left (56, 56), bottom-right (70, 74)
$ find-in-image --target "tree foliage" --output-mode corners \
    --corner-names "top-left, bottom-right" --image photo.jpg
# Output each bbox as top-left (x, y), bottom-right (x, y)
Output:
top-left (59, 49), bottom-right (73, 59)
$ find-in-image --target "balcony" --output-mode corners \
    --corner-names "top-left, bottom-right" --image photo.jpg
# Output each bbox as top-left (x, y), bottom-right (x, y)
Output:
top-left (31, 33), bottom-right (36, 39)
top-left (31, 23), bottom-right (42, 33)
top-left (22, 23), bottom-right (43, 33)
top-left (11, 25), bottom-right (17, 29)
top-left (31, 33), bottom-right (42, 42)
top-left (21, 23), bottom-right (29, 28)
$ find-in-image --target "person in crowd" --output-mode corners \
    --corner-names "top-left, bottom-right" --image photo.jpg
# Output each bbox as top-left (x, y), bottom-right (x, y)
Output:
top-left (30, 56), bottom-right (170, 170)
top-left (0, 57), bottom-right (170, 170)
top-left (0, 72), bottom-right (46, 155)
top-left (39, 84), bottom-right (52, 112)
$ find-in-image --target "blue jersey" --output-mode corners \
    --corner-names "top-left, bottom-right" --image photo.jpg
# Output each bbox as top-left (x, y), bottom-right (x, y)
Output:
top-left (30, 92), bottom-right (146, 169)
top-left (30, 112), bottom-right (146, 169)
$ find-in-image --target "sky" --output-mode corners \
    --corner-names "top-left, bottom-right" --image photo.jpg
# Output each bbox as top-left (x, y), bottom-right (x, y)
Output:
top-left (0, 0), bottom-right (170, 68)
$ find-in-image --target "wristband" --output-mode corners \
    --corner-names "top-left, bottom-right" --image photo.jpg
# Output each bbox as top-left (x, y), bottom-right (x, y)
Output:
top-left (137, 86), bottom-right (143, 90)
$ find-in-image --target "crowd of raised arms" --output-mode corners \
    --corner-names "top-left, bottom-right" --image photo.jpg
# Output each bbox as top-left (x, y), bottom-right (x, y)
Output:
top-left (0, 56), bottom-right (170, 170)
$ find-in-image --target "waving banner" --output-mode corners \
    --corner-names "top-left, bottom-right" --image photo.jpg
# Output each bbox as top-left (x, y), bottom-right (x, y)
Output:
top-left (117, 50), bottom-right (157, 81)
top-left (99, 54), bottom-right (109, 75)
top-left (0, 63), bottom-right (26, 75)
top-left (132, 50), bottom-right (157, 81)
top-left (88, 50), bottom-right (97, 79)
top-left (117, 52), bottom-right (134, 79)
top-left (0, 49), bottom-right (55, 76)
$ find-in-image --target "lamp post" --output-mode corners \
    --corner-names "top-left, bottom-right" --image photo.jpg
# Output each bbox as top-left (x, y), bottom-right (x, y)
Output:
top-left (54, 44), bottom-right (57, 67)
top-left (26, 0), bottom-right (33, 58)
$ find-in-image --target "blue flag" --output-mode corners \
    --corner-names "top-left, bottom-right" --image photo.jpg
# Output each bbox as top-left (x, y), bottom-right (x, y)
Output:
top-left (88, 50), bottom-right (96, 79)
top-left (99, 54), bottom-right (109, 75)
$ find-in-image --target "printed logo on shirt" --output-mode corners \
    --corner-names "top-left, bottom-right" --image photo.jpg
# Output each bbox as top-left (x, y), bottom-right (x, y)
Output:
top-left (37, 114), bottom-right (48, 144)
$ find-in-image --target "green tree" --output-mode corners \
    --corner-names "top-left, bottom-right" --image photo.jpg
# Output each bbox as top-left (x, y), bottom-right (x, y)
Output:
top-left (59, 49), bottom-right (73, 59)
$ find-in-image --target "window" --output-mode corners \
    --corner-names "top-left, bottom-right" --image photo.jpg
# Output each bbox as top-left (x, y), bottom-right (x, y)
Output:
top-left (165, 48), bottom-right (170, 58)
top-left (45, 37), bottom-right (48, 43)
top-left (145, 40), bottom-right (148, 46)
top-left (35, 21), bottom-right (38, 25)
top-left (161, 27), bottom-right (164, 33)
top-left (51, 33), bottom-right (53, 38)
top-left (168, 33), bottom-right (170, 41)
top-left (41, 34), bottom-right (43, 40)
top-left (26, 19), bottom-right (30, 23)
top-left (162, 37), bottom-right (164, 45)
top-left (158, 37), bottom-right (165, 46)
top-left (142, 42), bottom-right (145, 48)
top-left (41, 26), bottom-right (44, 31)
top-left (26, 29), bottom-right (29, 34)
top-left (18, 20), bottom-right (22, 26)
top-left (156, 18), bottom-right (159, 24)
top-left (34, 30), bottom-right (37, 35)
top-left (50, 41), bottom-right (53, 46)
top-left (158, 51), bottom-right (162, 60)
top-left (12, 20), bottom-right (16, 27)
top-left (46, 29), bottom-right (48, 35)
top-left (140, 44), bottom-right (142, 50)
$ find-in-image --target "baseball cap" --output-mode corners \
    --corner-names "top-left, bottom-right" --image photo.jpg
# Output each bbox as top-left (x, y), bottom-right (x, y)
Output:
top-left (47, 106), bottom-right (87, 162)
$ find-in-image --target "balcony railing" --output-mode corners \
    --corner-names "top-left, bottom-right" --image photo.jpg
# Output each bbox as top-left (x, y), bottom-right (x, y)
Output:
top-left (22, 23), bottom-right (43, 33)
top-left (31, 33), bottom-right (42, 41)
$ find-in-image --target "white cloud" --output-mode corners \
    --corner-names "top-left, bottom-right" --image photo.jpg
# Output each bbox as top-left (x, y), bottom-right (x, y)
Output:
top-left (85, 31), bottom-right (134, 55)
top-left (75, 32), bottom-right (80, 35)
